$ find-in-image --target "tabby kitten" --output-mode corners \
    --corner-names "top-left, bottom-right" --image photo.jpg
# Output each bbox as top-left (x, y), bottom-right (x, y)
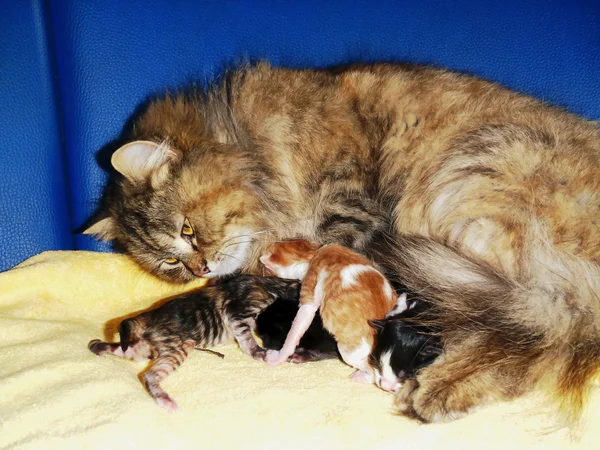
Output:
top-left (86, 62), bottom-right (600, 427)
top-left (88, 275), bottom-right (300, 411)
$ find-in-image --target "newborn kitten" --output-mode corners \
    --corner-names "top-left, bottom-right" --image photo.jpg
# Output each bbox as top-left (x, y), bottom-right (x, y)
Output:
top-left (255, 299), bottom-right (339, 363)
top-left (369, 297), bottom-right (442, 393)
top-left (88, 275), bottom-right (300, 412)
top-left (260, 240), bottom-right (397, 383)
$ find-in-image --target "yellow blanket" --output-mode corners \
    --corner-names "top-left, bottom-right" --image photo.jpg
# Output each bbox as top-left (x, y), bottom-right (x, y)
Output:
top-left (1, 251), bottom-right (598, 449)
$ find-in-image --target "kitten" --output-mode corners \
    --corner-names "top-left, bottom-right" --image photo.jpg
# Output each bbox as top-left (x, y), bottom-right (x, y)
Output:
top-left (85, 62), bottom-right (600, 426)
top-left (255, 300), bottom-right (339, 363)
top-left (88, 275), bottom-right (300, 411)
top-left (369, 297), bottom-right (442, 393)
top-left (260, 240), bottom-right (397, 383)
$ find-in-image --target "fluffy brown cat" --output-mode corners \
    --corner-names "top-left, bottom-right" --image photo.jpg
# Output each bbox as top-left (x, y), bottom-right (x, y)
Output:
top-left (85, 62), bottom-right (600, 427)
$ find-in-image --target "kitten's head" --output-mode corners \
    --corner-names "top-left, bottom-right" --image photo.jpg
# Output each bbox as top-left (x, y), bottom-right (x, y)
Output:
top-left (85, 97), bottom-right (265, 282)
top-left (369, 316), bottom-right (441, 393)
top-left (259, 240), bottom-right (319, 280)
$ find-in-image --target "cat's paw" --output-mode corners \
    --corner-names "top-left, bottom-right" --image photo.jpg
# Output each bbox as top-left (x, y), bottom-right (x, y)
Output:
top-left (409, 384), bottom-right (476, 423)
top-left (155, 394), bottom-right (179, 413)
top-left (350, 369), bottom-right (374, 384)
top-left (394, 376), bottom-right (477, 423)
top-left (265, 349), bottom-right (286, 366)
top-left (394, 379), bottom-right (424, 421)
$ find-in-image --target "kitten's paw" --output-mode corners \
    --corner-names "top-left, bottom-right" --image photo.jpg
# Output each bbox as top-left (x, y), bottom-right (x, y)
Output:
top-left (252, 348), bottom-right (267, 361)
top-left (350, 370), bottom-right (374, 384)
top-left (88, 339), bottom-right (102, 354)
top-left (265, 349), bottom-right (286, 366)
top-left (155, 394), bottom-right (179, 413)
top-left (288, 350), bottom-right (310, 364)
top-left (88, 339), bottom-right (112, 356)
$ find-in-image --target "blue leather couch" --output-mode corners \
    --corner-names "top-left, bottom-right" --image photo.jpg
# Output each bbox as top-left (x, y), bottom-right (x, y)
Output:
top-left (1, 0), bottom-right (599, 272)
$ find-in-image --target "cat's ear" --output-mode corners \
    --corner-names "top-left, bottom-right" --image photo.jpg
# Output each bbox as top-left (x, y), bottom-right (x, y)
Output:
top-left (369, 319), bottom-right (386, 332)
top-left (111, 140), bottom-right (178, 184)
top-left (82, 214), bottom-right (116, 241)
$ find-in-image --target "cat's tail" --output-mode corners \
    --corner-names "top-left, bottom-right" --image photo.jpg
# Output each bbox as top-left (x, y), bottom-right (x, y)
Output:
top-left (375, 227), bottom-right (600, 428)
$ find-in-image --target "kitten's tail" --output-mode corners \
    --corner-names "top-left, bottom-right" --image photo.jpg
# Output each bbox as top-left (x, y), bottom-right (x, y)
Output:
top-left (376, 228), bottom-right (600, 428)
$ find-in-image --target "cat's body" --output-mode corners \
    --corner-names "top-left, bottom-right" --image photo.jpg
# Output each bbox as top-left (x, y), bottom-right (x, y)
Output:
top-left (255, 296), bottom-right (339, 364)
top-left (260, 241), bottom-right (397, 383)
top-left (87, 62), bottom-right (600, 425)
top-left (88, 274), bottom-right (300, 411)
top-left (369, 299), bottom-right (442, 395)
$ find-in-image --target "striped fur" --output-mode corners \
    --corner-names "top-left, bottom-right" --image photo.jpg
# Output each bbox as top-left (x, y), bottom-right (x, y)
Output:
top-left (89, 275), bottom-right (300, 411)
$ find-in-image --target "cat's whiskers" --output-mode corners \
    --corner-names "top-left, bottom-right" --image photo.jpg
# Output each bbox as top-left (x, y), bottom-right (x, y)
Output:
top-left (246, 218), bottom-right (315, 239)
top-left (217, 231), bottom-right (263, 250)
top-left (217, 217), bottom-right (315, 252)
top-left (219, 239), bottom-right (261, 254)
top-left (214, 250), bottom-right (241, 262)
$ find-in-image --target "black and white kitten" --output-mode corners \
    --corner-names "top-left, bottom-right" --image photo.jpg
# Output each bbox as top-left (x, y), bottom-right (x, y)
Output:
top-left (369, 295), bottom-right (442, 393)
top-left (256, 299), bottom-right (339, 363)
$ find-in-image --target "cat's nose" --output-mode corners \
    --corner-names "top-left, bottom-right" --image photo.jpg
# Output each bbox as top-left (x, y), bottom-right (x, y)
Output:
top-left (198, 260), bottom-right (210, 276)
top-left (191, 259), bottom-right (210, 277)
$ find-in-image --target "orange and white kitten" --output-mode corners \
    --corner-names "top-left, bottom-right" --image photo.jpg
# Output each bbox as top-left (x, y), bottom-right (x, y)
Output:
top-left (260, 240), bottom-right (397, 382)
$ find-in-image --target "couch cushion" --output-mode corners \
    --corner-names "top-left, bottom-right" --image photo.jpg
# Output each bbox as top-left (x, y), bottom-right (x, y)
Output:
top-left (0, 0), bottom-right (73, 271)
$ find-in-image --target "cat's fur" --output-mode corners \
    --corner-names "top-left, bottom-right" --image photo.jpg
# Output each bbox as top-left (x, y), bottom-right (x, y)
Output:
top-left (260, 240), bottom-right (397, 383)
top-left (88, 274), bottom-right (300, 411)
top-left (369, 299), bottom-right (442, 395)
top-left (86, 62), bottom-right (600, 426)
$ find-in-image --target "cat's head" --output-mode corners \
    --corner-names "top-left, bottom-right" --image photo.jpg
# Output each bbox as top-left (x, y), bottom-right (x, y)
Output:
top-left (369, 316), bottom-right (441, 393)
top-left (85, 97), bottom-right (265, 282)
top-left (259, 240), bottom-right (319, 280)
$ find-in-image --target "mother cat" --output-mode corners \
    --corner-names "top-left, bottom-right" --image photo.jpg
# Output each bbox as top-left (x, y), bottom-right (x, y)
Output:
top-left (86, 62), bottom-right (600, 426)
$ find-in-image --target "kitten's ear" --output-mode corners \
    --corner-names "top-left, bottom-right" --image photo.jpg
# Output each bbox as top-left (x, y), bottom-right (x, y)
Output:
top-left (385, 293), bottom-right (408, 318)
top-left (419, 344), bottom-right (442, 361)
top-left (119, 319), bottom-right (134, 352)
top-left (369, 319), bottom-right (386, 332)
top-left (287, 281), bottom-right (301, 300)
top-left (82, 213), bottom-right (116, 241)
top-left (111, 140), bottom-right (178, 184)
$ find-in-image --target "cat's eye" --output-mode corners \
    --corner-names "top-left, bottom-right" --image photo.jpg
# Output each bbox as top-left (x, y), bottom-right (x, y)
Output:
top-left (164, 258), bottom-right (179, 264)
top-left (182, 217), bottom-right (194, 236)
